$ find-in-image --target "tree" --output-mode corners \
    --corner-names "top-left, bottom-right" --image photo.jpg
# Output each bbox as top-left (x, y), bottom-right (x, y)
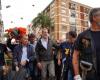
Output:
top-left (32, 13), bottom-right (53, 29)
top-left (31, 13), bottom-right (54, 38)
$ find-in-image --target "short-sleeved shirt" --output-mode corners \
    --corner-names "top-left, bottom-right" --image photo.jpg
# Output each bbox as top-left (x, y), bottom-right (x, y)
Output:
top-left (91, 31), bottom-right (100, 76)
top-left (60, 41), bottom-right (74, 66)
top-left (74, 29), bottom-right (93, 62)
top-left (0, 43), bottom-right (7, 66)
top-left (74, 29), bottom-right (100, 77)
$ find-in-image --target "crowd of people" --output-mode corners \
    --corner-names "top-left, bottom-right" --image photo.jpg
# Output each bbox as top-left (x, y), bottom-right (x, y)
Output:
top-left (0, 7), bottom-right (100, 80)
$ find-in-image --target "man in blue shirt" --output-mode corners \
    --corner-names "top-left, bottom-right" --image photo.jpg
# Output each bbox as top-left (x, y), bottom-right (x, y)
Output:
top-left (13, 35), bottom-right (36, 80)
top-left (58, 31), bottom-right (77, 80)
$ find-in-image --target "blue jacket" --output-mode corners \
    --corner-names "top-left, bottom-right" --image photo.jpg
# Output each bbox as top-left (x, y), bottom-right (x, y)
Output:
top-left (13, 44), bottom-right (36, 69)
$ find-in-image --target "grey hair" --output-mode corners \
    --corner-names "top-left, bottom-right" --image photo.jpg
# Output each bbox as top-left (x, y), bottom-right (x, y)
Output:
top-left (89, 8), bottom-right (100, 23)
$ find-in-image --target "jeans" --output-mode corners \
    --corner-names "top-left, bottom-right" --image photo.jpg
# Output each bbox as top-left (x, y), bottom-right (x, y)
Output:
top-left (68, 70), bottom-right (73, 80)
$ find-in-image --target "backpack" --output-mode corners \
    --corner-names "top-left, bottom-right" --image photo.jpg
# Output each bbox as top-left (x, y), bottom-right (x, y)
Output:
top-left (78, 29), bottom-right (98, 80)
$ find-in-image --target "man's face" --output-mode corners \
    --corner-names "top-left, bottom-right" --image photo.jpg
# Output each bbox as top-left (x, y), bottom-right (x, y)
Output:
top-left (29, 37), bottom-right (36, 43)
top-left (21, 36), bottom-right (29, 45)
top-left (93, 11), bottom-right (100, 26)
top-left (67, 35), bottom-right (76, 43)
top-left (42, 29), bottom-right (49, 39)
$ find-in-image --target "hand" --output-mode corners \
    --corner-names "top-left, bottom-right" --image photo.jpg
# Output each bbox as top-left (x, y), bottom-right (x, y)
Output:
top-left (74, 75), bottom-right (82, 80)
top-left (20, 60), bottom-right (27, 66)
top-left (16, 66), bottom-right (19, 72)
top-left (3, 65), bottom-right (9, 75)
top-left (2, 66), bottom-right (6, 70)
top-left (11, 38), bottom-right (16, 44)
top-left (37, 62), bottom-right (42, 70)
top-left (58, 59), bottom-right (61, 65)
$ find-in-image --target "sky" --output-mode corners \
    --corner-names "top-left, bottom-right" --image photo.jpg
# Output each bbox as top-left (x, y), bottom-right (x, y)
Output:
top-left (1, 0), bottom-right (53, 30)
top-left (1, 0), bottom-right (100, 30)
top-left (73, 0), bottom-right (100, 7)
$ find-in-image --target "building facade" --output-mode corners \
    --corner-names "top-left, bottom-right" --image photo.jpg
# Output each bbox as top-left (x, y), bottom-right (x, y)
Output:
top-left (38, 0), bottom-right (92, 40)
top-left (0, 0), bottom-right (3, 39)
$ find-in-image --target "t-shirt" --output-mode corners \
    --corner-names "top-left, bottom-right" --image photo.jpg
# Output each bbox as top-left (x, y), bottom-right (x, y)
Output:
top-left (74, 30), bottom-right (93, 63)
top-left (60, 41), bottom-right (74, 67)
top-left (91, 31), bottom-right (100, 76)
top-left (74, 29), bottom-right (100, 78)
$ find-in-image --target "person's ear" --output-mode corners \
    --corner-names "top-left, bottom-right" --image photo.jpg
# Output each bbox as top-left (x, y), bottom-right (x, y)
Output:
top-left (93, 15), bottom-right (96, 22)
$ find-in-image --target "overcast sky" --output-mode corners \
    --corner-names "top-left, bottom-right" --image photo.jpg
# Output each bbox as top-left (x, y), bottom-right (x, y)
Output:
top-left (1, 0), bottom-right (100, 30)
top-left (73, 0), bottom-right (100, 7)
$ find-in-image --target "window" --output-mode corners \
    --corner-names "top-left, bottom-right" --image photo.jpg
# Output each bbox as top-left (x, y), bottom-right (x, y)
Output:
top-left (61, 2), bottom-right (66, 5)
top-left (81, 20), bottom-right (85, 26)
top-left (70, 25), bottom-right (77, 31)
top-left (69, 3), bottom-right (76, 10)
top-left (61, 25), bottom-right (67, 32)
top-left (84, 14), bottom-right (88, 18)
top-left (84, 8), bottom-right (90, 14)
top-left (76, 12), bottom-right (79, 18)
top-left (50, 11), bottom-right (55, 16)
top-left (61, 9), bottom-right (66, 14)
top-left (80, 6), bottom-right (84, 12)
top-left (80, 13), bottom-right (84, 19)
top-left (84, 21), bottom-right (89, 27)
top-left (70, 10), bottom-right (76, 17)
top-left (77, 27), bottom-right (82, 34)
top-left (70, 17), bottom-right (76, 25)
top-left (62, 17), bottom-right (66, 22)
top-left (51, 3), bottom-right (55, 8)
top-left (61, 0), bottom-right (66, 2)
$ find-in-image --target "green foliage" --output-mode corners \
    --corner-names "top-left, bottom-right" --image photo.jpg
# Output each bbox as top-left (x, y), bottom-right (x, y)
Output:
top-left (32, 13), bottom-right (53, 29)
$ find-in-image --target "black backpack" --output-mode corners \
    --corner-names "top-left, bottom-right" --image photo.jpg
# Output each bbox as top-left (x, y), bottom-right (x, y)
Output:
top-left (78, 29), bottom-right (98, 80)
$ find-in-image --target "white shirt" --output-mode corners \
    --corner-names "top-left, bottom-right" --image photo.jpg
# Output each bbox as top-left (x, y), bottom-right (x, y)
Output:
top-left (21, 46), bottom-right (29, 61)
top-left (41, 38), bottom-right (48, 49)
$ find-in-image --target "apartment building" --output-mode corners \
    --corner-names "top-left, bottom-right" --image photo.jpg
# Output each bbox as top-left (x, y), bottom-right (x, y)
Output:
top-left (0, 0), bottom-right (3, 38)
top-left (40, 0), bottom-right (92, 40)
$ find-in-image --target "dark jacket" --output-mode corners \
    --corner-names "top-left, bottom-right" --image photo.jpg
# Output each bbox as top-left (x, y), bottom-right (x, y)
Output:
top-left (13, 44), bottom-right (36, 69)
top-left (0, 43), bottom-right (8, 66)
top-left (35, 38), bottom-right (55, 62)
top-left (74, 29), bottom-right (98, 80)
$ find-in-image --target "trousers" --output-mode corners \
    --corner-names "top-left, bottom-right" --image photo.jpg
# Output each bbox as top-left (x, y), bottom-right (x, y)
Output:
top-left (41, 60), bottom-right (55, 80)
